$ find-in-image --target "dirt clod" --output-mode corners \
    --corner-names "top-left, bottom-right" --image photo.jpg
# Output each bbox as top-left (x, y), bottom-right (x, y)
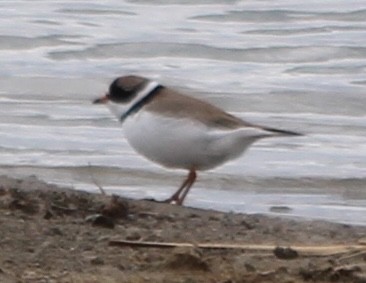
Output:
top-left (85, 214), bottom-right (115, 229)
top-left (165, 247), bottom-right (209, 271)
top-left (273, 246), bottom-right (299, 259)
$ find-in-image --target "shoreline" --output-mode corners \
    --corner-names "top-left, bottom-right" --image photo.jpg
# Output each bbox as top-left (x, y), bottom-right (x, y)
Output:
top-left (1, 175), bottom-right (366, 282)
top-left (4, 166), bottom-right (366, 226)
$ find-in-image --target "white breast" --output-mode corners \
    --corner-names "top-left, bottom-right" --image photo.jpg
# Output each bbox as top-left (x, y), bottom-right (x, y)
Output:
top-left (122, 110), bottom-right (268, 171)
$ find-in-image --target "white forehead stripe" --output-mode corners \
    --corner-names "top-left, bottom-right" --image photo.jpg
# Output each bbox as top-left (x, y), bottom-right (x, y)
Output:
top-left (134, 80), bottom-right (160, 104)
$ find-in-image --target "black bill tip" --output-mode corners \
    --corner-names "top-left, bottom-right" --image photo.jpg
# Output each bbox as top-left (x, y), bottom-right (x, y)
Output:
top-left (93, 95), bottom-right (109, 104)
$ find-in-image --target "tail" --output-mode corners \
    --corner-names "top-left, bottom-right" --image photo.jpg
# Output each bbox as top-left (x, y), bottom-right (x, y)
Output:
top-left (262, 126), bottom-right (302, 136)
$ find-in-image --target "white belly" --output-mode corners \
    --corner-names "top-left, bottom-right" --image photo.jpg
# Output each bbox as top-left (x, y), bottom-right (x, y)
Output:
top-left (122, 111), bottom-right (265, 171)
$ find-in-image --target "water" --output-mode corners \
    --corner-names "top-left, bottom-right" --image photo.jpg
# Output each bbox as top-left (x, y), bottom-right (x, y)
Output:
top-left (1, 0), bottom-right (366, 225)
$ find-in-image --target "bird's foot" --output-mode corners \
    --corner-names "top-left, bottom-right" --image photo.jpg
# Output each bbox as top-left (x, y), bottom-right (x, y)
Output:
top-left (142, 196), bottom-right (183, 205)
top-left (142, 197), bottom-right (179, 205)
top-left (162, 197), bottom-right (183, 205)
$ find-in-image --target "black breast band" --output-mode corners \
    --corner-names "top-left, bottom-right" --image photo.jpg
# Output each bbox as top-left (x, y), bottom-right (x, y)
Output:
top-left (120, 85), bottom-right (164, 123)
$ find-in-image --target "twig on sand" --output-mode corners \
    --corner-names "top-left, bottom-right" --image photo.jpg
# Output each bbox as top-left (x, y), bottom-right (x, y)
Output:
top-left (87, 162), bottom-right (106, 195)
top-left (108, 239), bottom-right (366, 257)
top-left (338, 250), bottom-right (366, 263)
top-left (50, 203), bottom-right (78, 213)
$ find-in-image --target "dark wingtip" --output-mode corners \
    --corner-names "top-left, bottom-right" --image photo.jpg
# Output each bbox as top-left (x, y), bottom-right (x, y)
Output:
top-left (263, 127), bottom-right (303, 136)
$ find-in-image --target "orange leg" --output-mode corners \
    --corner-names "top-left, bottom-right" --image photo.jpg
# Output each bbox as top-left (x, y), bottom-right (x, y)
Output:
top-left (176, 170), bottom-right (196, 205)
top-left (165, 169), bottom-right (197, 205)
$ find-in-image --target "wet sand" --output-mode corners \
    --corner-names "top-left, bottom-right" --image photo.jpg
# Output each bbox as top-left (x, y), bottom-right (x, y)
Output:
top-left (1, 175), bottom-right (366, 283)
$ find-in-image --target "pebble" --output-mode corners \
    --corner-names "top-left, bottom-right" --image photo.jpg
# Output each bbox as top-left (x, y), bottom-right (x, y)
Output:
top-left (90, 256), bottom-right (104, 265)
top-left (273, 246), bottom-right (299, 260)
top-left (125, 229), bottom-right (142, 241)
top-left (165, 247), bottom-right (209, 271)
top-left (85, 214), bottom-right (115, 229)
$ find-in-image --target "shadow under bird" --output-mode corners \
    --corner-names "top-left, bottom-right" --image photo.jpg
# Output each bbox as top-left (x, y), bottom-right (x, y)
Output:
top-left (93, 75), bottom-right (301, 205)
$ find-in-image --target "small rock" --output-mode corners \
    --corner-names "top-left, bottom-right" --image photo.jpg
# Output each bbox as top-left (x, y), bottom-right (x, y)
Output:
top-left (8, 197), bottom-right (39, 214)
top-left (277, 266), bottom-right (289, 274)
top-left (273, 246), bottom-right (299, 260)
top-left (208, 215), bottom-right (220, 221)
top-left (165, 247), bottom-right (209, 271)
top-left (90, 256), bottom-right (104, 265)
top-left (85, 214), bottom-right (115, 229)
top-left (240, 219), bottom-right (255, 230)
top-left (245, 263), bottom-right (256, 272)
top-left (189, 213), bottom-right (199, 218)
top-left (126, 229), bottom-right (142, 241)
top-left (102, 195), bottom-right (128, 219)
top-left (48, 227), bottom-right (63, 236)
top-left (43, 209), bottom-right (53, 220)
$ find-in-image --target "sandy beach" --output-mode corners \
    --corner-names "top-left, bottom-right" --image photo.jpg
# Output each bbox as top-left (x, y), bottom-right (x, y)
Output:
top-left (1, 175), bottom-right (366, 283)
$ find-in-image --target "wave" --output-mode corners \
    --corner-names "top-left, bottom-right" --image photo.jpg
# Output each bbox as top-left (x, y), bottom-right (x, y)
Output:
top-left (48, 42), bottom-right (366, 63)
top-left (191, 9), bottom-right (366, 23)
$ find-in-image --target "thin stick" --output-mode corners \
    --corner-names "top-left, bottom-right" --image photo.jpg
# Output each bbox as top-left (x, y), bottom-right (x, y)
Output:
top-left (108, 239), bottom-right (366, 256)
top-left (87, 162), bottom-right (106, 195)
top-left (50, 203), bottom-right (77, 212)
top-left (338, 250), bottom-right (366, 262)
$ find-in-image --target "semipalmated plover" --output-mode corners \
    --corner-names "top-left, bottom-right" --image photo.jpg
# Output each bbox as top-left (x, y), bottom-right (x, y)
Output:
top-left (94, 75), bottom-right (301, 205)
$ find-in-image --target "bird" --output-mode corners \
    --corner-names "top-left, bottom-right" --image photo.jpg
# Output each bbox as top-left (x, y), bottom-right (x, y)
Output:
top-left (93, 75), bottom-right (301, 205)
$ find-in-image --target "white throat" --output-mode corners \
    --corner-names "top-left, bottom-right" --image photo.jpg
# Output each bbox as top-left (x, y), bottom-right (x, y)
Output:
top-left (107, 80), bottom-right (160, 123)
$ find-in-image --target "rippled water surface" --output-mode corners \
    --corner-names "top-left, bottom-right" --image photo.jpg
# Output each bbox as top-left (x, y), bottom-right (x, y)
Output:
top-left (1, 0), bottom-right (366, 225)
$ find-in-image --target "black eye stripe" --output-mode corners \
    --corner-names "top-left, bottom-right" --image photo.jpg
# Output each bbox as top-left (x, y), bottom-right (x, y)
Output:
top-left (108, 79), bottom-right (148, 103)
